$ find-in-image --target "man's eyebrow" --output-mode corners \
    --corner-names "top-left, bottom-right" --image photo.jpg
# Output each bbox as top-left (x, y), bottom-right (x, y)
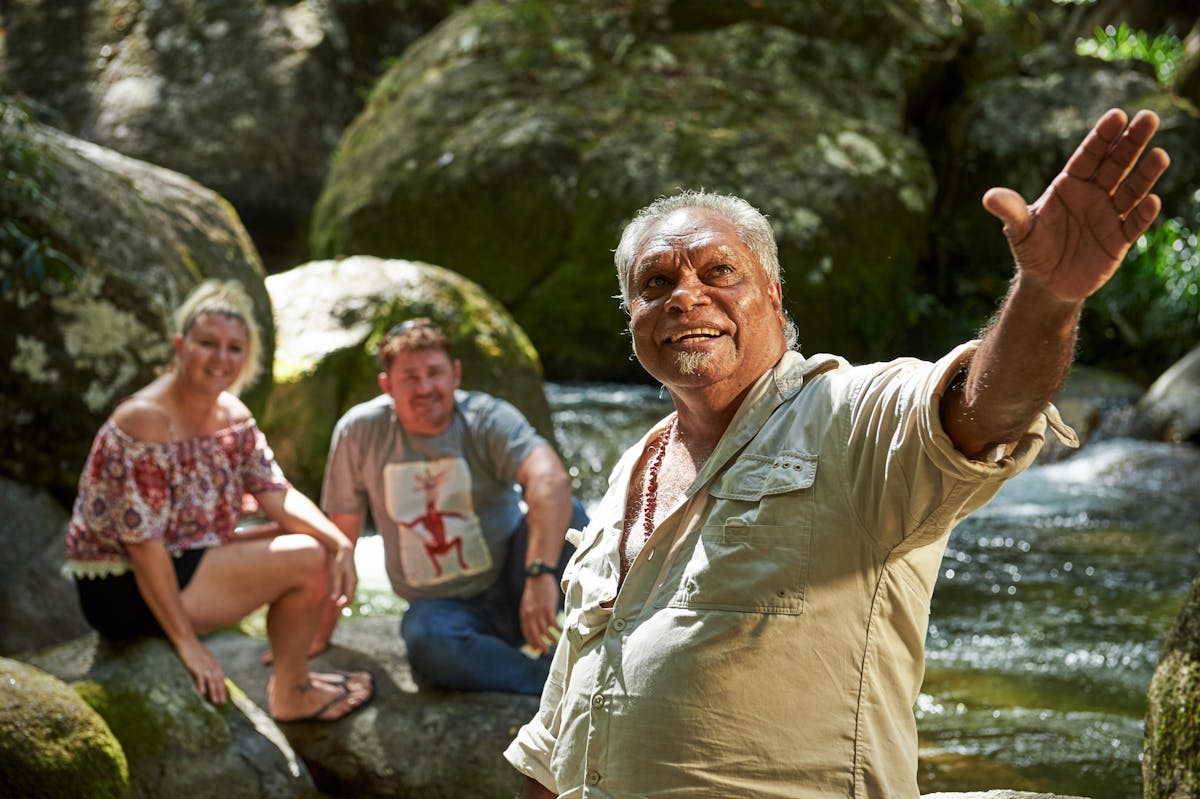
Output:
top-left (633, 253), bottom-right (668, 274)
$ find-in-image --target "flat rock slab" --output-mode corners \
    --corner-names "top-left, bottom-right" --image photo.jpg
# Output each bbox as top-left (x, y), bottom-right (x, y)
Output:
top-left (209, 615), bottom-right (536, 799)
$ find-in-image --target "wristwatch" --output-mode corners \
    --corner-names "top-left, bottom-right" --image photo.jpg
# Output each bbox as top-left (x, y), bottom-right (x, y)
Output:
top-left (524, 559), bottom-right (553, 578)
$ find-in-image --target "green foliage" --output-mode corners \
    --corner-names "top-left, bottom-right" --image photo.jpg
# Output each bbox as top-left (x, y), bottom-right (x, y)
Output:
top-left (0, 95), bottom-right (81, 294)
top-left (1076, 22), bottom-right (1185, 87)
top-left (1081, 195), bottom-right (1200, 382)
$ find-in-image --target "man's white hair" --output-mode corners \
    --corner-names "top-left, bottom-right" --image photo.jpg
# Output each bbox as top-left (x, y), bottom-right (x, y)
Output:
top-left (613, 190), bottom-right (798, 349)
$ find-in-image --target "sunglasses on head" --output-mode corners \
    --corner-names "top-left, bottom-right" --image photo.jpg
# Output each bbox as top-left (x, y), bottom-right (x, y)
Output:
top-left (386, 319), bottom-right (439, 337)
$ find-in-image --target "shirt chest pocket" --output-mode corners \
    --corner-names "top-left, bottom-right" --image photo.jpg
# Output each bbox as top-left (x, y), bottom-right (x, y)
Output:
top-left (562, 519), bottom-right (618, 650)
top-left (665, 451), bottom-right (817, 615)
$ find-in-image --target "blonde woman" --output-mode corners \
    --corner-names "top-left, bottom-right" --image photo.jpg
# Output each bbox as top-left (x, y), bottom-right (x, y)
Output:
top-left (66, 280), bottom-right (373, 722)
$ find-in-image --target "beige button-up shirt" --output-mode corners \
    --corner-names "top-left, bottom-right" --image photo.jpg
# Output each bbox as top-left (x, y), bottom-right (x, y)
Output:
top-left (505, 345), bottom-right (1076, 798)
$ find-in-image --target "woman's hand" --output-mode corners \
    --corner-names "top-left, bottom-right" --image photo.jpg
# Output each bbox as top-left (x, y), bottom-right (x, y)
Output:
top-left (176, 636), bottom-right (229, 704)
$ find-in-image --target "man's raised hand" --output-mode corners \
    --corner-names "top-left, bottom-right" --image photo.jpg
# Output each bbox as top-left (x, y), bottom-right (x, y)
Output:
top-left (982, 108), bottom-right (1170, 304)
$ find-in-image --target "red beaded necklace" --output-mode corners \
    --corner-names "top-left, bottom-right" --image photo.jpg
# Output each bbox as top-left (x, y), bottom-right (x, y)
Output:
top-left (641, 415), bottom-right (677, 539)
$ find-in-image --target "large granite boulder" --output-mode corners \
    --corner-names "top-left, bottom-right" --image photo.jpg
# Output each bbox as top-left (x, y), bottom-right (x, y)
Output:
top-left (0, 108), bottom-right (272, 504)
top-left (262, 255), bottom-right (555, 499)
top-left (0, 0), bottom-right (456, 268)
top-left (0, 657), bottom-right (129, 799)
top-left (208, 616), bottom-right (536, 799)
top-left (0, 477), bottom-right (90, 656)
top-left (1130, 344), bottom-right (1200, 444)
top-left (21, 636), bottom-right (322, 799)
top-left (1144, 573), bottom-right (1200, 797)
top-left (310, 0), bottom-right (960, 379)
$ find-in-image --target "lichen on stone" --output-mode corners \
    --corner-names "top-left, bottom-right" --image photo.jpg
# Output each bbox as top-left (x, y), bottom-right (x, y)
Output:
top-left (11, 335), bottom-right (60, 384)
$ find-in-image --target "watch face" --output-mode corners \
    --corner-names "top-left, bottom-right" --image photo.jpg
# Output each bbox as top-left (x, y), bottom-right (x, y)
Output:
top-left (526, 560), bottom-right (550, 577)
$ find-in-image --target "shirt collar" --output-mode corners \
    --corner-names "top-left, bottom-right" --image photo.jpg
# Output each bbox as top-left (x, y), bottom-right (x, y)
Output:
top-left (689, 350), bottom-right (842, 492)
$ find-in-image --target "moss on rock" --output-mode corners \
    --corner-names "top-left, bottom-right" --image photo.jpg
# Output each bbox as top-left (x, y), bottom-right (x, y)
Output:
top-left (24, 636), bottom-right (320, 798)
top-left (1144, 574), bottom-right (1200, 797)
top-left (0, 107), bottom-right (273, 504)
top-left (0, 657), bottom-right (129, 799)
top-left (310, 0), bottom-right (949, 379)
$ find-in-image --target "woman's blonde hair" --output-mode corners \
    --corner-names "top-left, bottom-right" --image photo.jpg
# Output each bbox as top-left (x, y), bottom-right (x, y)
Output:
top-left (173, 279), bottom-right (263, 394)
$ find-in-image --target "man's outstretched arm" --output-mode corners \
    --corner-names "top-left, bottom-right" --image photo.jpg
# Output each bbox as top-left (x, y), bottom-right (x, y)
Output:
top-left (942, 108), bottom-right (1170, 459)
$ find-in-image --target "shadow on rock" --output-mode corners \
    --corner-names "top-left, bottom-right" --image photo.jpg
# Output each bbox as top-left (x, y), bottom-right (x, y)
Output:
top-left (209, 615), bottom-right (536, 799)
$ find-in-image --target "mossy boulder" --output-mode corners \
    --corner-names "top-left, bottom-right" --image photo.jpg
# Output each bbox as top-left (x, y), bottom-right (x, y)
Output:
top-left (0, 477), bottom-right (90, 656)
top-left (262, 256), bottom-right (555, 499)
top-left (310, 0), bottom-right (960, 379)
top-left (0, 0), bottom-right (457, 268)
top-left (1144, 573), bottom-right (1200, 797)
top-left (22, 636), bottom-right (321, 799)
top-left (0, 108), bottom-right (272, 505)
top-left (0, 657), bottom-right (129, 799)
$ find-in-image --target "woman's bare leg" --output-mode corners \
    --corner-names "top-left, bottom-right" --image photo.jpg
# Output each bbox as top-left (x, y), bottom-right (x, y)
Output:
top-left (181, 535), bottom-right (371, 719)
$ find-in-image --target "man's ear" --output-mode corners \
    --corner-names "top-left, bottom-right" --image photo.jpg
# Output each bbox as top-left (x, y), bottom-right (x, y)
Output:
top-left (378, 372), bottom-right (389, 394)
top-left (453, 359), bottom-right (462, 389)
top-left (172, 334), bottom-right (183, 356)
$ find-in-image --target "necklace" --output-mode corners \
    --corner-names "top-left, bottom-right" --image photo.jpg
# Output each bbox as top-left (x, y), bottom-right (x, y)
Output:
top-left (641, 415), bottom-right (676, 539)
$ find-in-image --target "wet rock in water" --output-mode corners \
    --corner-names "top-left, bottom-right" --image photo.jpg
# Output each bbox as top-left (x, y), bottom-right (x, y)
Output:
top-left (0, 657), bottom-right (129, 799)
top-left (1039, 365), bottom-right (1145, 463)
top-left (1131, 344), bottom-right (1200, 445)
top-left (1144, 573), bottom-right (1200, 797)
top-left (21, 636), bottom-right (321, 799)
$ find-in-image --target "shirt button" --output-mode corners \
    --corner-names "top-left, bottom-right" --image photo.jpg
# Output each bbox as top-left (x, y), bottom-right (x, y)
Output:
top-left (592, 693), bottom-right (606, 708)
top-left (612, 618), bottom-right (627, 631)
top-left (587, 771), bottom-right (602, 785)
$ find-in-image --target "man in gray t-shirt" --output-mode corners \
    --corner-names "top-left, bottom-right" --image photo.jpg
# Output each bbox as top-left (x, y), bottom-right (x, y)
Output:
top-left (319, 319), bottom-right (585, 695)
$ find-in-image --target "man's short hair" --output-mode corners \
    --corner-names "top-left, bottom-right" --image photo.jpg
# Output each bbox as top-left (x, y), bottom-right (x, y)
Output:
top-left (379, 318), bottom-right (453, 371)
top-left (613, 190), bottom-right (797, 350)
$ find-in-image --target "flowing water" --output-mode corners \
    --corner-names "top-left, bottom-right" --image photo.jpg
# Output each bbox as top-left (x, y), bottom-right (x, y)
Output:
top-left (353, 382), bottom-right (1200, 798)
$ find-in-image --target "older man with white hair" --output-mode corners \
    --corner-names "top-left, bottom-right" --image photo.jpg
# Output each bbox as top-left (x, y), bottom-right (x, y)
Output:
top-left (505, 108), bottom-right (1169, 797)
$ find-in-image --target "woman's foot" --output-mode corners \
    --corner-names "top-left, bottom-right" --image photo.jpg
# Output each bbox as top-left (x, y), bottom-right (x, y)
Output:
top-left (268, 672), bottom-right (374, 723)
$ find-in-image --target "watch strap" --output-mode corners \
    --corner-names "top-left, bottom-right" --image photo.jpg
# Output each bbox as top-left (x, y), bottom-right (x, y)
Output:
top-left (524, 559), bottom-right (553, 578)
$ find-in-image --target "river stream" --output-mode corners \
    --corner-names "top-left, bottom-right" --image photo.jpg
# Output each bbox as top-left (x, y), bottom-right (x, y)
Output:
top-left (352, 381), bottom-right (1200, 798)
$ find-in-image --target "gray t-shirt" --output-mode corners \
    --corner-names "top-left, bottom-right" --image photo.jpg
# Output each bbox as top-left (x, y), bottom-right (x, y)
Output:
top-left (322, 390), bottom-right (547, 600)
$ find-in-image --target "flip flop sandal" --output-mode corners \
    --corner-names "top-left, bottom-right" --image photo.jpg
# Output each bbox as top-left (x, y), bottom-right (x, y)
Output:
top-left (273, 678), bottom-right (374, 723)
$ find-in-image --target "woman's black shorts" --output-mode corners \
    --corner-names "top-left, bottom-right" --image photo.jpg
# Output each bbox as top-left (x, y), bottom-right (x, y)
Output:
top-left (74, 548), bottom-right (206, 639)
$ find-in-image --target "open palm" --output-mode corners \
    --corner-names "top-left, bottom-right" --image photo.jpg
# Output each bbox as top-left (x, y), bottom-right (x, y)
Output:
top-left (983, 109), bottom-right (1170, 303)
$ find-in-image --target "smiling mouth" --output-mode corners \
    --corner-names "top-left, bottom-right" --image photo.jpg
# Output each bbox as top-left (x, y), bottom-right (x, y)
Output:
top-left (666, 327), bottom-right (723, 344)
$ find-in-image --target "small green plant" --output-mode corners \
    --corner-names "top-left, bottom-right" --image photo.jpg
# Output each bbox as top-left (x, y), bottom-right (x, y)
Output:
top-left (0, 95), bottom-right (81, 293)
top-left (1082, 193), bottom-right (1200, 381)
top-left (1076, 22), bottom-right (1185, 87)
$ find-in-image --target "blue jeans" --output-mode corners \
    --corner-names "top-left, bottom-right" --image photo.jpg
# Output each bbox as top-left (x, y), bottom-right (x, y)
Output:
top-left (400, 499), bottom-right (588, 695)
